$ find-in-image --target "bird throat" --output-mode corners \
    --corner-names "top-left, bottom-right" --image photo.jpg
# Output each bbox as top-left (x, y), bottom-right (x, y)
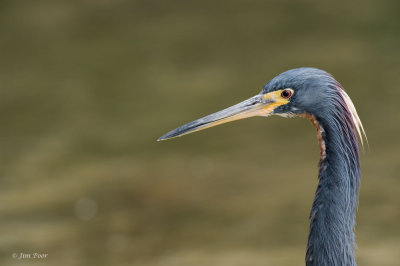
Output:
top-left (301, 113), bottom-right (326, 165)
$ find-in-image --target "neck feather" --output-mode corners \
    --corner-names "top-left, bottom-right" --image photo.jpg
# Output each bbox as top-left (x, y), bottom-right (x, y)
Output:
top-left (305, 109), bottom-right (361, 266)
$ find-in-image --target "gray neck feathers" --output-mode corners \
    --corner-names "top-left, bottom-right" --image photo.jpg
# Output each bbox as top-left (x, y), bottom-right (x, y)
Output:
top-left (305, 95), bottom-right (361, 266)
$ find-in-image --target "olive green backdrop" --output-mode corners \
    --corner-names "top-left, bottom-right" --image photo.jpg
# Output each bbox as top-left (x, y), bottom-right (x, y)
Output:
top-left (0, 0), bottom-right (399, 265)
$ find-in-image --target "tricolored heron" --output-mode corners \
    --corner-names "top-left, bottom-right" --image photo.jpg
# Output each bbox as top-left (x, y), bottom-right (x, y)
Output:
top-left (158, 68), bottom-right (367, 266)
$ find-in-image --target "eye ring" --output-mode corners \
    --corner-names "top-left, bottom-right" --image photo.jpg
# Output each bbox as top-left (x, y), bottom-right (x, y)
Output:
top-left (281, 89), bottom-right (293, 99)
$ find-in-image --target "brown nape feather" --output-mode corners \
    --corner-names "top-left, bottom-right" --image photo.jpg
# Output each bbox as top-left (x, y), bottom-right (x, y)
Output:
top-left (300, 113), bottom-right (327, 166)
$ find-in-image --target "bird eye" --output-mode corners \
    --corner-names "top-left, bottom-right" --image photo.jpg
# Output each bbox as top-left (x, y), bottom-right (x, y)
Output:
top-left (281, 89), bottom-right (292, 99)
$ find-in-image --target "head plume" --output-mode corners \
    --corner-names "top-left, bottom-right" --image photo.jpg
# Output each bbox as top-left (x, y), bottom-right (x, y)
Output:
top-left (337, 87), bottom-right (368, 149)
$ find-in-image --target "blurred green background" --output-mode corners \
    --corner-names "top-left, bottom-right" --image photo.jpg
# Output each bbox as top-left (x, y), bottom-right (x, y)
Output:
top-left (1, 0), bottom-right (399, 265)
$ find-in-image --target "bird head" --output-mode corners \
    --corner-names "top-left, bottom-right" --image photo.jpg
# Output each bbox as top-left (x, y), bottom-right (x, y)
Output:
top-left (158, 67), bottom-right (366, 145)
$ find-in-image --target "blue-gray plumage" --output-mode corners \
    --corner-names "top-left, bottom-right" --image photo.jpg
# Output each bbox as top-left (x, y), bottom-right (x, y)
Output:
top-left (158, 67), bottom-right (367, 266)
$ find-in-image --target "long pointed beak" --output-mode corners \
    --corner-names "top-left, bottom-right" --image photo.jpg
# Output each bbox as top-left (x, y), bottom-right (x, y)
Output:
top-left (158, 91), bottom-right (287, 141)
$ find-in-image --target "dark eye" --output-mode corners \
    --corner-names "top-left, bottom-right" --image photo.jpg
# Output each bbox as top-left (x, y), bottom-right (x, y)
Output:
top-left (281, 89), bottom-right (292, 99)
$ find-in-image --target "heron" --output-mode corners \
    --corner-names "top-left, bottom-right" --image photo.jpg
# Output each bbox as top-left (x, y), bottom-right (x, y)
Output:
top-left (158, 67), bottom-right (367, 266)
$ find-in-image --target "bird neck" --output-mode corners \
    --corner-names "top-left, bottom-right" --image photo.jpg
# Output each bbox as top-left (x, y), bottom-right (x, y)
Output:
top-left (305, 114), bottom-right (360, 266)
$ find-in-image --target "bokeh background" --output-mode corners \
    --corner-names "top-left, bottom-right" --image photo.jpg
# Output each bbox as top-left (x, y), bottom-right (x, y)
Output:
top-left (1, 0), bottom-right (399, 265)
